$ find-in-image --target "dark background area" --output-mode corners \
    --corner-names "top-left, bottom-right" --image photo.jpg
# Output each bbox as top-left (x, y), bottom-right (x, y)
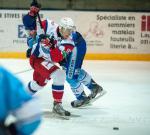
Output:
top-left (0, 0), bottom-right (150, 11)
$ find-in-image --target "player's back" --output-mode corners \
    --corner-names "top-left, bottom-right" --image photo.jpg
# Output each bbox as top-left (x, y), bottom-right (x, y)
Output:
top-left (23, 13), bottom-right (36, 30)
top-left (0, 67), bottom-right (9, 120)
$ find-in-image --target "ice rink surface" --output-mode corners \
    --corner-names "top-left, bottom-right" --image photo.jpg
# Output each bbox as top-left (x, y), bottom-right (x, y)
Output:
top-left (0, 59), bottom-right (150, 135)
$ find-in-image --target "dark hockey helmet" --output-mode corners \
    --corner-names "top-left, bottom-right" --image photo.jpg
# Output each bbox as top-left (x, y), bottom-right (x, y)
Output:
top-left (30, 1), bottom-right (41, 8)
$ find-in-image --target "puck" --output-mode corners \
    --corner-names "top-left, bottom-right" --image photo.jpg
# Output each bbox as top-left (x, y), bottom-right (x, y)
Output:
top-left (113, 127), bottom-right (119, 130)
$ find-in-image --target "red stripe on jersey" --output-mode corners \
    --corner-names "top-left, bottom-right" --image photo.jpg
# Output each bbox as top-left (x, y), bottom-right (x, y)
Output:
top-left (41, 20), bottom-right (47, 33)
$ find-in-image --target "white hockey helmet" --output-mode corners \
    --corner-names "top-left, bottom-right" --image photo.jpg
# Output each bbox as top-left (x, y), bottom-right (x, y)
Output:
top-left (59, 17), bottom-right (75, 30)
top-left (59, 17), bottom-right (75, 38)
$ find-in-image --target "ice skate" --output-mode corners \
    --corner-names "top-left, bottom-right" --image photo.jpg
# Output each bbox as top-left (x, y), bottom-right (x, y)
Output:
top-left (71, 93), bottom-right (90, 108)
top-left (52, 102), bottom-right (71, 119)
top-left (88, 79), bottom-right (107, 103)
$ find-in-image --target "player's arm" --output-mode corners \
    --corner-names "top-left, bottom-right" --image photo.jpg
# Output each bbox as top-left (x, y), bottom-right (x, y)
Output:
top-left (22, 14), bottom-right (37, 37)
top-left (50, 40), bottom-right (75, 63)
top-left (22, 1), bottom-right (41, 37)
top-left (50, 47), bottom-right (65, 63)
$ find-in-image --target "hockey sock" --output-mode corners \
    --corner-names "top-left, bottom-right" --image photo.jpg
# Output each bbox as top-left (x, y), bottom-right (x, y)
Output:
top-left (52, 85), bottom-right (64, 103)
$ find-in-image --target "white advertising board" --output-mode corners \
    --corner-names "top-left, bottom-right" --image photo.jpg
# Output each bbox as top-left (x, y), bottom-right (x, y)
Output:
top-left (0, 10), bottom-right (150, 54)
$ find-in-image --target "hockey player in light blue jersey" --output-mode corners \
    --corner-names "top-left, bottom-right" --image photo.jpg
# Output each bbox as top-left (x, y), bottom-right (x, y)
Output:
top-left (59, 18), bottom-right (106, 107)
top-left (23, 11), bottom-right (106, 108)
top-left (0, 66), bottom-right (41, 135)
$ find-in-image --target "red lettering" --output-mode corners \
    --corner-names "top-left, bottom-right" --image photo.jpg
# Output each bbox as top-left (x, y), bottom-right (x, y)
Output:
top-left (147, 16), bottom-right (150, 31)
top-left (141, 15), bottom-right (146, 31)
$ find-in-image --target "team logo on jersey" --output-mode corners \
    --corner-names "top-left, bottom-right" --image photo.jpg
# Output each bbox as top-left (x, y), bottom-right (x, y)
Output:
top-left (18, 25), bottom-right (27, 38)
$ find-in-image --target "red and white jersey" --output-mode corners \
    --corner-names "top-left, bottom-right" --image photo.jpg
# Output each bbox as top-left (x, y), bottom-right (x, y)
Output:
top-left (44, 19), bottom-right (59, 38)
top-left (31, 40), bottom-right (65, 63)
top-left (32, 19), bottom-right (75, 63)
top-left (41, 19), bottom-right (75, 49)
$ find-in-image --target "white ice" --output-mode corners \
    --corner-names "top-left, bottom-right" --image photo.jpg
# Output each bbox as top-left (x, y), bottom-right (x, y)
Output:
top-left (0, 59), bottom-right (150, 135)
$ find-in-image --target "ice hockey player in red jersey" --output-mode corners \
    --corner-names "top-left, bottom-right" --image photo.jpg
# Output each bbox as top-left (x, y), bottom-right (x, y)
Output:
top-left (25, 17), bottom-right (75, 118)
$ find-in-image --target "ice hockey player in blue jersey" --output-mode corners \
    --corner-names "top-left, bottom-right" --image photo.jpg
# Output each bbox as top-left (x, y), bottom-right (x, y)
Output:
top-left (59, 18), bottom-right (106, 107)
top-left (22, 2), bottom-right (106, 108)
top-left (22, 1), bottom-right (41, 57)
top-left (0, 66), bottom-right (41, 135)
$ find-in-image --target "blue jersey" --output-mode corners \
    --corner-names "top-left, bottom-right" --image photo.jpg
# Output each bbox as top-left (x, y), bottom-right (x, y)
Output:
top-left (65, 32), bottom-right (87, 80)
top-left (23, 13), bottom-right (38, 49)
top-left (22, 13), bottom-right (36, 30)
top-left (0, 66), bottom-right (41, 135)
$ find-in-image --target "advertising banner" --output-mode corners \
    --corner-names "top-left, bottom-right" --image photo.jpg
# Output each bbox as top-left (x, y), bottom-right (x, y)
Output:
top-left (0, 10), bottom-right (150, 55)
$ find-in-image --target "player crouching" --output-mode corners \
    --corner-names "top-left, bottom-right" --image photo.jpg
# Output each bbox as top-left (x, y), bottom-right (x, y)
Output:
top-left (27, 34), bottom-right (71, 118)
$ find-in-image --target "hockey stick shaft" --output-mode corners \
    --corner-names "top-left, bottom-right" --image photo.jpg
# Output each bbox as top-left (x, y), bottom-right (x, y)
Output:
top-left (32, 0), bottom-right (45, 33)
top-left (37, 13), bottom-right (43, 30)
top-left (14, 68), bottom-right (33, 75)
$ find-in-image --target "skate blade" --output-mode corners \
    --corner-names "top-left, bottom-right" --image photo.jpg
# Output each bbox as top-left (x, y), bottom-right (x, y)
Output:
top-left (90, 90), bottom-right (107, 104)
top-left (42, 110), bottom-right (70, 120)
top-left (52, 110), bottom-right (71, 120)
top-left (53, 113), bottom-right (81, 119)
top-left (43, 110), bottom-right (80, 120)
top-left (75, 90), bottom-right (107, 108)
top-left (53, 113), bottom-right (70, 120)
top-left (72, 100), bottom-right (91, 108)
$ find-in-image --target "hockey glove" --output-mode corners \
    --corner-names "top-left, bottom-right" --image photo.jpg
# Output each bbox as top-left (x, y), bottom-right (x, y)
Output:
top-left (26, 48), bottom-right (32, 58)
top-left (39, 34), bottom-right (48, 40)
top-left (59, 59), bottom-right (67, 70)
top-left (39, 34), bottom-right (56, 48)
top-left (39, 34), bottom-right (51, 46)
top-left (0, 122), bottom-right (18, 135)
top-left (49, 35), bottom-right (56, 49)
top-left (62, 50), bottom-right (67, 59)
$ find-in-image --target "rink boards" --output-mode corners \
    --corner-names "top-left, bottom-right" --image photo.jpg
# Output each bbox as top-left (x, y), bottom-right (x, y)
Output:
top-left (0, 52), bottom-right (150, 61)
top-left (0, 10), bottom-right (150, 61)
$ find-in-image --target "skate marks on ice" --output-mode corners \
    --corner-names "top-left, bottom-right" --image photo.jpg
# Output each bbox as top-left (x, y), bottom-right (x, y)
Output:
top-left (42, 109), bottom-right (81, 120)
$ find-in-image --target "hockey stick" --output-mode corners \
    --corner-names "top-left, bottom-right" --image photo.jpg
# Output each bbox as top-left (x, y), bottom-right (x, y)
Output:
top-left (37, 12), bottom-right (45, 34)
top-left (32, 0), bottom-right (45, 34)
top-left (37, 11), bottom-right (43, 30)
top-left (14, 68), bottom-right (33, 75)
